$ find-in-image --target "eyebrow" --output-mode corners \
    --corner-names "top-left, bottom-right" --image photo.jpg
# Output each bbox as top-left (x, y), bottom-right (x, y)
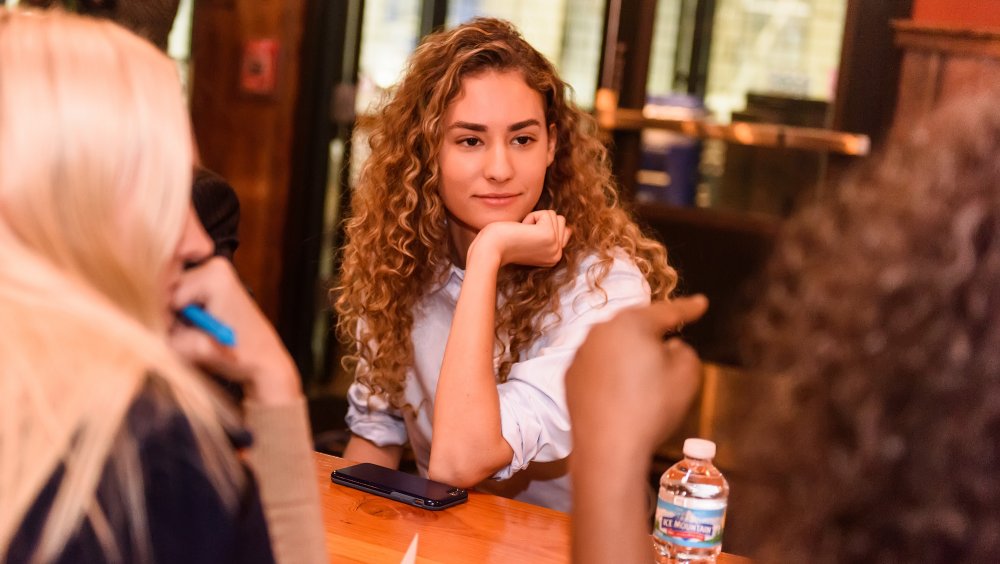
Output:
top-left (448, 119), bottom-right (542, 133)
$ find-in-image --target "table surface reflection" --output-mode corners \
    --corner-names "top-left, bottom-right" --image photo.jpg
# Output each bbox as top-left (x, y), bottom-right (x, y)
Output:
top-left (313, 452), bottom-right (750, 563)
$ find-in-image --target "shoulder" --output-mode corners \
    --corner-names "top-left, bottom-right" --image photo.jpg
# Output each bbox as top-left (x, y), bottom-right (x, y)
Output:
top-left (568, 250), bottom-right (649, 298)
top-left (128, 375), bottom-right (252, 449)
top-left (129, 378), bottom-right (275, 563)
top-left (578, 250), bottom-right (645, 277)
top-left (125, 378), bottom-right (233, 508)
top-left (126, 377), bottom-right (197, 447)
top-left (546, 250), bottom-right (650, 322)
top-left (11, 379), bottom-right (273, 564)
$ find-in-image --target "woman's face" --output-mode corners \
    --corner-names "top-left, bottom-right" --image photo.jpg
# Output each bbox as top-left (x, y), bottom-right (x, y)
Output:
top-left (437, 70), bottom-right (556, 247)
top-left (161, 205), bottom-right (213, 322)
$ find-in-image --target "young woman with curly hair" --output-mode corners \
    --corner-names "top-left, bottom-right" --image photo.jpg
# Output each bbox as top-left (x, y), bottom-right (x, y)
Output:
top-left (335, 18), bottom-right (676, 510)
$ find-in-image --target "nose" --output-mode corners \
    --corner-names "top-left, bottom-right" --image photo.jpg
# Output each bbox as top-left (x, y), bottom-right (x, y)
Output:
top-left (484, 144), bottom-right (514, 183)
top-left (178, 205), bottom-right (215, 267)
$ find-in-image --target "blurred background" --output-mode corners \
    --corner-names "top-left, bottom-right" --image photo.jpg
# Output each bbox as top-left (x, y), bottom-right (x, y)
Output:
top-left (7, 0), bottom-right (999, 552)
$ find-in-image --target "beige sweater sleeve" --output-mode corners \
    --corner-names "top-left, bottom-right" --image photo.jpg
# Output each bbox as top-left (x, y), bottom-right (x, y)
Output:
top-left (243, 397), bottom-right (328, 564)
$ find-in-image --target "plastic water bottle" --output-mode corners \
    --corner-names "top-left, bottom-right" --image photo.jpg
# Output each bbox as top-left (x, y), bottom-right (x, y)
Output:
top-left (652, 438), bottom-right (729, 563)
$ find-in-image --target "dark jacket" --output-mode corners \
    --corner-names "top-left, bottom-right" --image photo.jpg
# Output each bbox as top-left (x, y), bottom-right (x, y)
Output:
top-left (6, 379), bottom-right (275, 564)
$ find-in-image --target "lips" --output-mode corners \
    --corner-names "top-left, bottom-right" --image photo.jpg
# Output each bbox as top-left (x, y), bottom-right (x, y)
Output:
top-left (474, 193), bottom-right (519, 205)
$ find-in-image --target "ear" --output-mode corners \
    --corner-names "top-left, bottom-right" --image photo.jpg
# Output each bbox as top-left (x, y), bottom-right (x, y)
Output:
top-left (546, 124), bottom-right (557, 166)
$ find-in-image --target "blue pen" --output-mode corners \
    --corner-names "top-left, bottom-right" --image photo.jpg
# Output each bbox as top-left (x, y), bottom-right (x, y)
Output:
top-left (179, 304), bottom-right (237, 348)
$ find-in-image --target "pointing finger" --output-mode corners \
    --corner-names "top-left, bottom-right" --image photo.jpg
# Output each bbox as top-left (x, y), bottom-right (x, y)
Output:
top-left (639, 295), bottom-right (709, 335)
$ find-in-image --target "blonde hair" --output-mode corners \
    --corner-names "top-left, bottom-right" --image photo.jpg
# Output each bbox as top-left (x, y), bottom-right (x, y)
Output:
top-left (335, 18), bottom-right (675, 407)
top-left (0, 9), bottom-right (241, 562)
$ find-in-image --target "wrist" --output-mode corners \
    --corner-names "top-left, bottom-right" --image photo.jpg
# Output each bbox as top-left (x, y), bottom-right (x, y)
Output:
top-left (466, 230), bottom-right (504, 271)
top-left (571, 441), bottom-right (651, 505)
top-left (572, 429), bottom-right (656, 474)
top-left (243, 356), bottom-right (302, 406)
top-left (466, 244), bottom-right (503, 273)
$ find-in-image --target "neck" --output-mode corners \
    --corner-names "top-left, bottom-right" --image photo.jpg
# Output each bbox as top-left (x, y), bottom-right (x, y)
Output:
top-left (446, 218), bottom-right (478, 269)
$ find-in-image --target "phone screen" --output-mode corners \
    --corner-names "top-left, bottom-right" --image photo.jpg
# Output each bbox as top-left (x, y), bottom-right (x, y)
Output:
top-left (331, 463), bottom-right (468, 510)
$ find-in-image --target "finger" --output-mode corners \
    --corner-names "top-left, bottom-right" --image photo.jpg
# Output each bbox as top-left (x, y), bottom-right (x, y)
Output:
top-left (169, 256), bottom-right (228, 310)
top-left (522, 210), bottom-right (546, 225)
top-left (554, 215), bottom-right (565, 248)
top-left (168, 326), bottom-right (240, 377)
top-left (170, 268), bottom-right (210, 311)
top-left (640, 295), bottom-right (709, 335)
top-left (661, 338), bottom-right (702, 393)
top-left (660, 336), bottom-right (703, 405)
top-left (541, 209), bottom-right (556, 230)
top-left (542, 212), bottom-right (555, 242)
top-left (562, 224), bottom-right (573, 247)
top-left (663, 337), bottom-right (699, 364)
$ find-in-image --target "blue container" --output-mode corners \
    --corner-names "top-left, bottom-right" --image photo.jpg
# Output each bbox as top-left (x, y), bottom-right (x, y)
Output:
top-left (635, 95), bottom-right (704, 206)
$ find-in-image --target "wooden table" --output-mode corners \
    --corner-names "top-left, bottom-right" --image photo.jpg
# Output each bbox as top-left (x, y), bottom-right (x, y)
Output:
top-left (314, 452), bottom-right (750, 563)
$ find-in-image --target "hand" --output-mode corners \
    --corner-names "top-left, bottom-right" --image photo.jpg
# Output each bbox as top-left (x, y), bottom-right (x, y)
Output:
top-left (467, 210), bottom-right (572, 269)
top-left (168, 257), bottom-right (301, 405)
top-left (566, 296), bottom-right (708, 458)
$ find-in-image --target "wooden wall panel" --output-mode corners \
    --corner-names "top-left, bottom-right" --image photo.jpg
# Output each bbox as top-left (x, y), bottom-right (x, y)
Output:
top-left (892, 22), bottom-right (1000, 137)
top-left (894, 50), bottom-right (941, 124)
top-left (939, 55), bottom-right (1000, 99)
top-left (189, 0), bottom-right (306, 322)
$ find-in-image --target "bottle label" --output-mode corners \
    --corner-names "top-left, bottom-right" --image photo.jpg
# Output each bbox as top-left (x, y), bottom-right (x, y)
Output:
top-left (653, 497), bottom-right (725, 549)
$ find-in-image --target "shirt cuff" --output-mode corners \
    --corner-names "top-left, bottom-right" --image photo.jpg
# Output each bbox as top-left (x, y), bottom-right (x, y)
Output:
top-left (345, 381), bottom-right (408, 447)
top-left (492, 379), bottom-right (572, 481)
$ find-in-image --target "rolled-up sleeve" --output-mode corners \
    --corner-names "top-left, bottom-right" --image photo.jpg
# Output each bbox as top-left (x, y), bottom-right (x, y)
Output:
top-left (493, 257), bottom-right (650, 480)
top-left (345, 380), bottom-right (408, 447)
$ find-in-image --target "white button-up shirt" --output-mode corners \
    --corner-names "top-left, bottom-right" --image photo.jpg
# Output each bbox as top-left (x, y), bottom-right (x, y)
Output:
top-left (346, 252), bottom-right (651, 511)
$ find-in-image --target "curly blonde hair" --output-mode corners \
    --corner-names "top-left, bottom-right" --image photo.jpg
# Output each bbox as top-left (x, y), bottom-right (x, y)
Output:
top-left (335, 18), bottom-right (675, 407)
top-left (738, 90), bottom-right (1000, 562)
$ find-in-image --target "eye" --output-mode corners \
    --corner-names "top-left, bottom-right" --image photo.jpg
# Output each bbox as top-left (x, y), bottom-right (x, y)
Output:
top-left (458, 137), bottom-right (482, 147)
top-left (512, 135), bottom-right (534, 146)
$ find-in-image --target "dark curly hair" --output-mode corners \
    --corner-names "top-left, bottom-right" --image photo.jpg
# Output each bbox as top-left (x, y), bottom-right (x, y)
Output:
top-left (738, 90), bottom-right (1000, 563)
top-left (334, 18), bottom-right (674, 408)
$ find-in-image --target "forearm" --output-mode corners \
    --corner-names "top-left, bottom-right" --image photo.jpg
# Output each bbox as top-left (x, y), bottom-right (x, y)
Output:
top-left (571, 436), bottom-right (654, 564)
top-left (243, 397), bottom-right (328, 564)
top-left (343, 433), bottom-right (403, 468)
top-left (430, 250), bottom-right (512, 486)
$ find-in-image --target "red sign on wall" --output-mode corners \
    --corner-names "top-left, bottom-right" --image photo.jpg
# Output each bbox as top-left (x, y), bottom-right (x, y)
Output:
top-left (240, 38), bottom-right (280, 96)
top-left (912, 0), bottom-right (1000, 29)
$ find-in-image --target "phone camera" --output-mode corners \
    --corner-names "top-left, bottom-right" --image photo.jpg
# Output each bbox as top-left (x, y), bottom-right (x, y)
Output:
top-left (448, 488), bottom-right (462, 496)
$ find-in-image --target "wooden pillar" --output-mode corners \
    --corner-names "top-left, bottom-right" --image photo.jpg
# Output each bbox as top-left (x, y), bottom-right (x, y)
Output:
top-left (832, 0), bottom-right (913, 151)
top-left (597, 0), bottom-right (658, 202)
top-left (189, 0), bottom-right (307, 322)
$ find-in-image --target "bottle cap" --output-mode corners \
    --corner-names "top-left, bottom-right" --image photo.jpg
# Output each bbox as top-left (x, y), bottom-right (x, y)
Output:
top-left (683, 438), bottom-right (716, 460)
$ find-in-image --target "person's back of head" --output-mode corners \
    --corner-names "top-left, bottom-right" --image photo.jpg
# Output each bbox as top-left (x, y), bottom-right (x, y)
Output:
top-left (0, 6), bottom-right (191, 327)
top-left (76, 0), bottom-right (182, 52)
top-left (741, 89), bottom-right (1000, 563)
top-left (0, 8), bottom-right (240, 561)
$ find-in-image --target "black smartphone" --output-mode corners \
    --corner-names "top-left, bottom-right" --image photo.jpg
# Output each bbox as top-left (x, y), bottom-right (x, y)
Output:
top-left (330, 463), bottom-right (468, 510)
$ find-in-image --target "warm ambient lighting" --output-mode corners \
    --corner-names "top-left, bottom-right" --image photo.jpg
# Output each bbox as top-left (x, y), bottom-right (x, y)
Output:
top-left (600, 106), bottom-right (872, 157)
